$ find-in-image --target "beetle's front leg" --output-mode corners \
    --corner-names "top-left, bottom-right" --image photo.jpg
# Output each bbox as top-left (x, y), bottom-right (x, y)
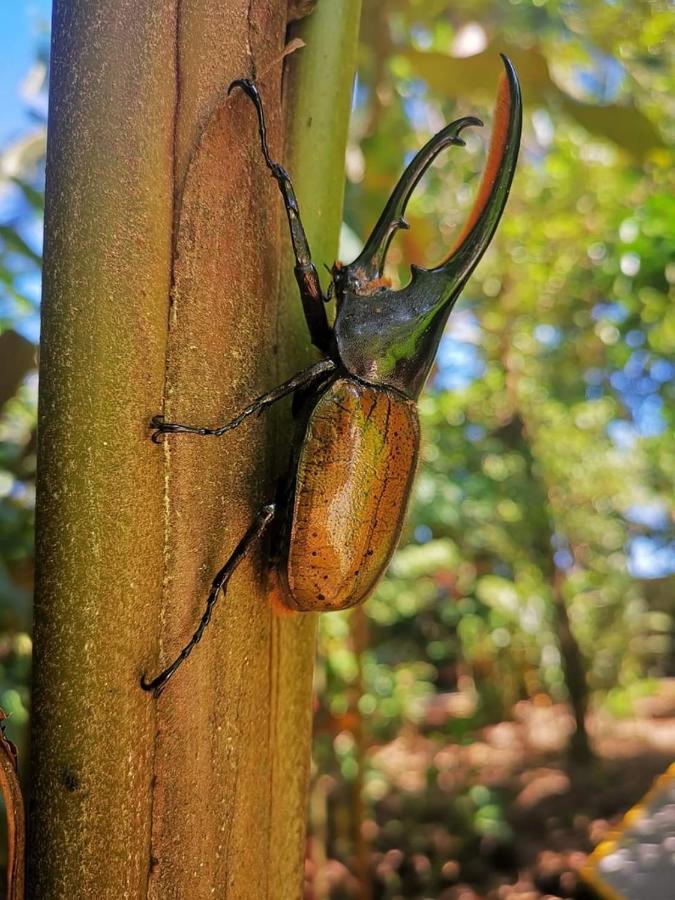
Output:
top-left (228, 79), bottom-right (333, 354)
top-left (151, 358), bottom-right (335, 443)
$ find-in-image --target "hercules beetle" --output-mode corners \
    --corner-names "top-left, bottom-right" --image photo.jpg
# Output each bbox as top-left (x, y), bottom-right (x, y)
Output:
top-left (141, 55), bottom-right (522, 696)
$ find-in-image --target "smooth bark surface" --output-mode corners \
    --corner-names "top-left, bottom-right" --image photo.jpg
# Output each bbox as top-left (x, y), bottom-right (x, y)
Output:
top-left (31, 1), bottom-right (360, 897)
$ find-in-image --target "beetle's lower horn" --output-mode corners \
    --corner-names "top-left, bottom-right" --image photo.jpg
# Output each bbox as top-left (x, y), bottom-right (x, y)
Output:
top-left (345, 115), bottom-right (482, 287)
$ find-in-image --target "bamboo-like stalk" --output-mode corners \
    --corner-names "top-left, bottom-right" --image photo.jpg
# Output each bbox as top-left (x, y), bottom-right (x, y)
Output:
top-left (30, 1), bottom-right (361, 896)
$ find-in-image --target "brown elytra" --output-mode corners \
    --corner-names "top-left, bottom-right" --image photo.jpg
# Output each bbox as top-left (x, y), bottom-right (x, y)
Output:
top-left (280, 377), bottom-right (420, 612)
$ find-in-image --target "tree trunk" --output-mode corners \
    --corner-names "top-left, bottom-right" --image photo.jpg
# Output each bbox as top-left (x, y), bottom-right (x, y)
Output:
top-left (552, 570), bottom-right (593, 764)
top-left (30, 1), bottom-right (361, 897)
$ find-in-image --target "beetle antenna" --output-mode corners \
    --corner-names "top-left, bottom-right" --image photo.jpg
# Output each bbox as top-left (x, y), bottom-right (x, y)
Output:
top-left (322, 263), bottom-right (335, 302)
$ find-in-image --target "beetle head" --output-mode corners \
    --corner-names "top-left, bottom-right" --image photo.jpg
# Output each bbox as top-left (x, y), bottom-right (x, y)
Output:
top-left (333, 55), bottom-right (522, 399)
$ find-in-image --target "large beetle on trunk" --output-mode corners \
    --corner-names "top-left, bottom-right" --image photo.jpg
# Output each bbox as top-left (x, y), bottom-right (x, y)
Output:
top-left (142, 55), bottom-right (522, 695)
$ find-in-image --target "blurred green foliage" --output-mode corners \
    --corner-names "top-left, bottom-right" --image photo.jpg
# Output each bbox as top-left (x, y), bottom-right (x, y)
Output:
top-left (311, 0), bottom-right (674, 895)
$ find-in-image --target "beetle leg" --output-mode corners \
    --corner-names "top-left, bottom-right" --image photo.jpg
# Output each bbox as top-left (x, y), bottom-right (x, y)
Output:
top-left (141, 503), bottom-right (276, 696)
top-left (228, 79), bottom-right (333, 355)
top-left (150, 358), bottom-right (336, 443)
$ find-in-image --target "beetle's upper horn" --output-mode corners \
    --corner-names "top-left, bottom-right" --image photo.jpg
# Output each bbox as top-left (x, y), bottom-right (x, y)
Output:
top-left (347, 54), bottom-right (521, 288)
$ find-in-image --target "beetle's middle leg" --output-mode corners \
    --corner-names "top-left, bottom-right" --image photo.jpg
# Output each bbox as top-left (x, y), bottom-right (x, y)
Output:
top-left (141, 502), bottom-right (276, 696)
top-left (151, 357), bottom-right (335, 442)
top-left (229, 79), bottom-right (332, 354)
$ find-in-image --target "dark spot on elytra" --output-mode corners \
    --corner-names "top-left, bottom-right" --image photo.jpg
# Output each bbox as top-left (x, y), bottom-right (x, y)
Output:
top-left (61, 768), bottom-right (80, 792)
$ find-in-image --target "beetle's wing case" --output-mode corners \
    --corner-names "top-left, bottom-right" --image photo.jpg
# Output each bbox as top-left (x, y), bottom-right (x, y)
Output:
top-left (279, 377), bottom-right (419, 612)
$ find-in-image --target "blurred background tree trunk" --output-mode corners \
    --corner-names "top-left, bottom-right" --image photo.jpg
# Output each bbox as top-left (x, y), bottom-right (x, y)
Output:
top-left (29, 1), bottom-right (360, 897)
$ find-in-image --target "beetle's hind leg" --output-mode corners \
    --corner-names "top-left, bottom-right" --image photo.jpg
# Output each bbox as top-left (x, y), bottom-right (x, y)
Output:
top-left (151, 358), bottom-right (335, 443)
top-left (141, 503), bottom-right (276, 697)
top-left (228, 79), bottom-right (332, 354)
